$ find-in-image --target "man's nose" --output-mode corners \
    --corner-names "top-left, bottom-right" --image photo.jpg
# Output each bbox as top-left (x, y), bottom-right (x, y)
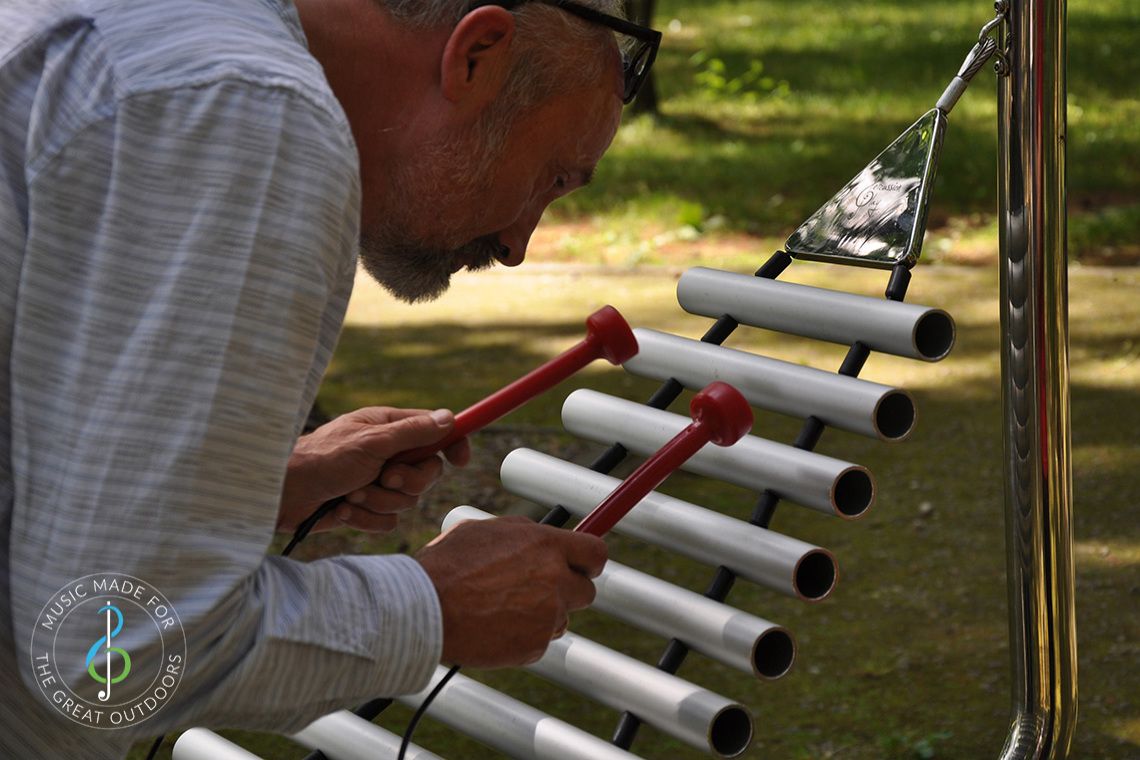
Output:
top-left (497, 203), bottom-right (549, 267)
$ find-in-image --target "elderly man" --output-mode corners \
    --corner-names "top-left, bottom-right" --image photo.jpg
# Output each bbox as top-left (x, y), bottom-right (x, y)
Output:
top-left (0, 0), bottom-right (659, 756)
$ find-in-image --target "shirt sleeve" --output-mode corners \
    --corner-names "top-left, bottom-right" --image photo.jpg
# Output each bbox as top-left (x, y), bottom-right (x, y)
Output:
top-left (10, 77), bottom-right (442, 735)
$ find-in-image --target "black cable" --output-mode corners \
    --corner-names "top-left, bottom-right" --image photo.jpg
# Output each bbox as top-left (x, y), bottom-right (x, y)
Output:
top-left (282, 495), bottom-right (345, 556)
top-left (398, 665), bottom-right (460, 760)
top-left (143, 735), bottom-right (164, 760)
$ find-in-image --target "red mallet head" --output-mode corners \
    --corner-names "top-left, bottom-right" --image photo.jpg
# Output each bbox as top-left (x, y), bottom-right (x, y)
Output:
top-left (573, 381), bottom-right (753, 537)
top-left (690, 381), bottom-right (754, 446)
top-left (585, 305), bottom-right (639, 365)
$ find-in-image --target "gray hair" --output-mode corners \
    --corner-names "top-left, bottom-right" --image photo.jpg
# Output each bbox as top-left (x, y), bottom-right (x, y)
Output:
top-left (379, 0), bottom-right (624, 114)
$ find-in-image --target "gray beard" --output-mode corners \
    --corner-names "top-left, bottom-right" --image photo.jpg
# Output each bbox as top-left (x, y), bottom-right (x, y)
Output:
top-left (358, 232), bottom-right (503, 304)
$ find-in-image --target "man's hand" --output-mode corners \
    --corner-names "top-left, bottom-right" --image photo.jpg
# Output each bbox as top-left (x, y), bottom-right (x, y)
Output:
top-left (415, 516), bottom-right (607, 668)
top-left (278, 407), bottom-right (471, 534)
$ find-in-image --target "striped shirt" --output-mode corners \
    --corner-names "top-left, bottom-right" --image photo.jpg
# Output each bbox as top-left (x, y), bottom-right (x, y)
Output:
top-left (0, 1), bottom-right (442, 756)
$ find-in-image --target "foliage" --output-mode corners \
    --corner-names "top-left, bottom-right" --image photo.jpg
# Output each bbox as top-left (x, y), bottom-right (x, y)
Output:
top-left (689, 51), bottom-right (791, 103)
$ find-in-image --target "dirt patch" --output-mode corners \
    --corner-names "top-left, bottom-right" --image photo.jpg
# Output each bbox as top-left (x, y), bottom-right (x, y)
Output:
top-left (530, 220), bottom-right (1138, 268)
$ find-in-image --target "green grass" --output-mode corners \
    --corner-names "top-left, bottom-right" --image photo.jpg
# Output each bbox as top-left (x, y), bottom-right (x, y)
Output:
top-left (133, 262), bottom-right (1140, 759)
top-left (536, 0), bottom-right (1140, 265)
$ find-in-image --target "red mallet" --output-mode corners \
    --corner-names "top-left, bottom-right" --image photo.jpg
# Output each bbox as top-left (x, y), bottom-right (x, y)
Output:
top-left (573, 381), bottom-right (753, 537)
top-left (283, 306), bottom-right (638, 555)
top-left (392, 305), bottom-right (638, 463)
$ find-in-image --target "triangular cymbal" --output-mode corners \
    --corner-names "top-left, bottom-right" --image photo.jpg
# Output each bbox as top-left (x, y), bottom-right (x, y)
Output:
top-left (785, 108), bottom-right (947, 269)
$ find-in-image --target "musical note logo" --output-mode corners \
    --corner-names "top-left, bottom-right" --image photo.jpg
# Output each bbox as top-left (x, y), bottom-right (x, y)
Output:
top-left (84, 602), bottom-right (132, 702)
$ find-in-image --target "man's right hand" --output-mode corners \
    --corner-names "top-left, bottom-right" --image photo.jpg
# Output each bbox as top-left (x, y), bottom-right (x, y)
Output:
top-left (415, 516), bottom-right (607, 669)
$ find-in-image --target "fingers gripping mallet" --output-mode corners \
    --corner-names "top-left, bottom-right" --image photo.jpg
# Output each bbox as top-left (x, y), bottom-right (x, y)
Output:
top-left (573, 381), bottom-right (753, 537)
top-left (283, 306), bottom-right (639, 555)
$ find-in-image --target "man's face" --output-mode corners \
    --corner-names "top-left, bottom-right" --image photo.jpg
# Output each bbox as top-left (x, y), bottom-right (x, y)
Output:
top-left (360, 78), bottom-right (623, 303)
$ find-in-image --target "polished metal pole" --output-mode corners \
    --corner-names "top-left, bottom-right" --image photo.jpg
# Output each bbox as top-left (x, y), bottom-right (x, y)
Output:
top-left (997, 0), bottom-right (1077, 757)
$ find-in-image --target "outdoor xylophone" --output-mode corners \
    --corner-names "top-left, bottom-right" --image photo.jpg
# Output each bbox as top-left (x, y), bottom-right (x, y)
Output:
top-left (174, 260), bottom-right (957, 760)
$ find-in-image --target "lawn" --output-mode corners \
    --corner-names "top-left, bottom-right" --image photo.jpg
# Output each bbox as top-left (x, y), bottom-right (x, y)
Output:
top-left (130, 0), bottom-right (1138, 758)
top-left (535, 0), bottom-right (1139, 268)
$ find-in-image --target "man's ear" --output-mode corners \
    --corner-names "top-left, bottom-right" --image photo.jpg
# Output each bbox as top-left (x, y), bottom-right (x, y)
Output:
top-left (439, 6), bottom-right (516, 111)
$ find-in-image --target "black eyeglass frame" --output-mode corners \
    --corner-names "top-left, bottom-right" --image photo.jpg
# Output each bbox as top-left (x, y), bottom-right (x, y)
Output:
top-left (466, 0), bottom-right (662, 104)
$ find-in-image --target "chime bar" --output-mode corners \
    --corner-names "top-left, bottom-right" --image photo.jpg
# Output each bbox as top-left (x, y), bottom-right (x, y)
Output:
top-left (499, 450), bottom-right (836, 600)
top-left (561, 390), bottom-right (874, 518)
top-left (172, 728), bottom-right (270, 760)
top-left (677, 267), bottom-right (955, 361)
top-left (593, 561), bottom-right (793, 679)
top-left (394, 667), bottom-right (642, 760)
top-left (624, 328), bottom-right (916, 440)
top-left (526, 631), bottom-right (753, 757)
top-left (442, 506), bottom-right (795, 678)
top-left (292, 710), bottom-right (443, 760)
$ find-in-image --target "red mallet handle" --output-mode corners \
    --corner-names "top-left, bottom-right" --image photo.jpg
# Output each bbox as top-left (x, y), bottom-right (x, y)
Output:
top-left (393, 306), bottom-right (638, 464)
top-left (283, 306), bottom-right (637, 555)
top-left (573, 382), bottom-right (753, 537)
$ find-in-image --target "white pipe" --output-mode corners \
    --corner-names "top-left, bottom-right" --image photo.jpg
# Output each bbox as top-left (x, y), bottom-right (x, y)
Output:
top-left (292, 710), bottom-right (443, 760)
top-left (498, 450), bottom-right (837, 600)
top-left (172, 729), bottom-right (266, 760)
top-left (625, 328), bottom-right (916, 441)
top-left (593, 561), bottom-right (794, 680)
top-left (526, 632), bottom-right (752, 757)
top-left (561, 390), bottom-right (874, 518)
top-left (395, 666), bottom-right (643, 760)
top-left (677, 267), bottom-right (955, 361)
top-left (444, 506), bottom-right (795, 678)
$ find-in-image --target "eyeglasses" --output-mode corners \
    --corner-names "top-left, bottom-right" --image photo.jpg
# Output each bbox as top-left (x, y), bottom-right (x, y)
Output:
top-left (466, 0), bottom-right (662, 104)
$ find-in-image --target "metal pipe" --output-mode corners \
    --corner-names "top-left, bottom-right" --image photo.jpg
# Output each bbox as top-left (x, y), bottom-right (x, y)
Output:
top-left (997, 0), bottom-right (1077, 757)
top-left (172, 729), bottom-right (268, 760)
top-left (593, 562), bottom-right (794, 680)
top-left (499, 449), bottom-right (837, 600)
top-left (525, 631), bottom-right (753, 757)
top-left (624, 328), bottom-right (916, 440)
top-left (677, 267), bottom-right (956, 361)
top-left (562, 389), bottom-right (874, 518)
top-left (443, 506), bottom-right (796, 678)
top-left (393, 667), bottom-right (642, 760)
top-left (292, 711), bottom-right (443, 760)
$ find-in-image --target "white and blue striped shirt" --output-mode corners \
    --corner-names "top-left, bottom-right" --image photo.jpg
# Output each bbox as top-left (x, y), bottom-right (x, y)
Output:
top-left (0, 1), bottom-right (442, 756)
